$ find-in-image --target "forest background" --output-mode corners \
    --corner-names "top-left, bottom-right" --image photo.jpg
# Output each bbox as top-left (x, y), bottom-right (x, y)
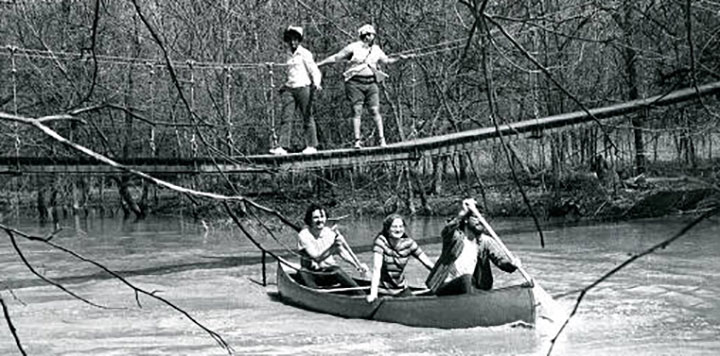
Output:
top-left (0, 0), bottom-right (719, 223)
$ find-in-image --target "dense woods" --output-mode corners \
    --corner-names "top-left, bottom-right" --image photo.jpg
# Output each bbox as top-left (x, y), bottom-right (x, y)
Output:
top-left (0, 0), bottom-right (719, 218)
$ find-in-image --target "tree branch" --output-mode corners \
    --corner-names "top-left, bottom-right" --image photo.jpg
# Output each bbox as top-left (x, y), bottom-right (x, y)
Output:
top-left (1, 293), bottom-right (27, 356)
top-left (545, 205), bottom-right (720, 355)
top-left (1, 223), bottom-right (234, 355)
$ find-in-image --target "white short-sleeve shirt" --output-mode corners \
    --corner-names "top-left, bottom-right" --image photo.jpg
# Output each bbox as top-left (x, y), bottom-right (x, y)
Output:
top-left (341, 41), bottom-right (388, 81)
top-left (297, 226), bottom-right (338, 269)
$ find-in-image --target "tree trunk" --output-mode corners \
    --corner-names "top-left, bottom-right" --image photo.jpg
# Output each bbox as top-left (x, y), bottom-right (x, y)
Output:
top-left (119, 176), bottom-right (145, 220)
top-left (620, 3), bottom-right (646, 174)
top-left (431, 155), bottom-right (444, 195)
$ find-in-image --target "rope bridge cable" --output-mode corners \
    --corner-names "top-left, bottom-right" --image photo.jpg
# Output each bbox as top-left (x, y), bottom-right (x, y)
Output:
top-left (147, 62), bottom-right (157, 157)
top-left (0, 38), bottom-right (464, 70)
top-left (9, 46), bottom-right (21, 168)
top-left (267, 63), bottom-right (278, 149)
top-left (224, 66), bottom-right (235, 153)
top-left (0, 1), bottom-right (605, 70)
top-left (1, 37), bottom-right (456, 148)
top-left (0, 46), bottom-right (275, 70)
top-left (188, 60), bottom-right (199, 159)
top-left (0, 24), bottom-right (652, 160)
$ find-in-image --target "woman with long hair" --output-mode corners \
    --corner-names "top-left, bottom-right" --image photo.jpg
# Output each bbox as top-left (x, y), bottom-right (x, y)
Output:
top-left (366, 214), bottom-right (434, 303)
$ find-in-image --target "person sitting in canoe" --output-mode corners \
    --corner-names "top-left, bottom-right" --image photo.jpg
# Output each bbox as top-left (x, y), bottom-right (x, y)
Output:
top-left (296, 203), bottom-right (369, 290)
top-left (365, 214), bottom-right (435, 303)
top-left (425, 198), bottom-right (521, 295)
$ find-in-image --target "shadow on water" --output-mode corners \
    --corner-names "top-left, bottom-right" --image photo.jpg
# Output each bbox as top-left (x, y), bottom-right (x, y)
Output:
top-left (3, 252), bottom-right (296, 290)
top-left (2, 221), bottom-right (572, 291)
top-left (266, 291), bottom-right (282, 302)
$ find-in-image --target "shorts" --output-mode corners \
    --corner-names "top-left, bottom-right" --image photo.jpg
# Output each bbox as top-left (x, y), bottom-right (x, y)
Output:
top-left (345, 76), bottom-right (379, 108)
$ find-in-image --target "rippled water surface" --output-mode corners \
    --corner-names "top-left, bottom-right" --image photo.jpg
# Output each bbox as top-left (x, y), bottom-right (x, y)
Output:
top-left (1, 212), bottom-right (719, 355)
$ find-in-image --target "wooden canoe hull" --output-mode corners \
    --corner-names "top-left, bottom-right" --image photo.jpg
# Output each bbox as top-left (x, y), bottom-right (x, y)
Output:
top-left (276, 262), bottom-right (536, 329)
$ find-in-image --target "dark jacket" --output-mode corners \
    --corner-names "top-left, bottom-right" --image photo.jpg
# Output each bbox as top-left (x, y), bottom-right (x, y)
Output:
top-left (425, 217), bottom-right (517, 293)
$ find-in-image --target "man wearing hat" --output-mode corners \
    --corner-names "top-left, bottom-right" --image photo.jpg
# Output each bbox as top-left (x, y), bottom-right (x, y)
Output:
top-left (271, 25), bottom-right (322, 155)
top-left (317, 24), bottom-right (413, 149)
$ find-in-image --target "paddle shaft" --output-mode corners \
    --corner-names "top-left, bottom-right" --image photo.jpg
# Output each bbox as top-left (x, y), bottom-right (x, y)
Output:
top-left (331, 226), bottom-right (365, 272)
top-left (317, 286), bottom-right (429, 295)
top-left (316, 286), bottom-right (370, 293)
top-left (473, 213), bottom-right (534, 286)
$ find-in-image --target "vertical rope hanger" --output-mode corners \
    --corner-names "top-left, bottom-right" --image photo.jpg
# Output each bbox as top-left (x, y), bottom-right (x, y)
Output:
top-left (267, 63), bottom-right (277, 149)
top-left (188, 60), bottom-right (198, 158)
top-left (224, 66), bottom-right (235, 154)
top-left (410, 61), bottom-right (417, 139)
top-left (10, 46), bottom-right (21, 165)
top-left (10, 45), bottom-right (22, 218)
top-left (147, 62), bottom-right (157, 157)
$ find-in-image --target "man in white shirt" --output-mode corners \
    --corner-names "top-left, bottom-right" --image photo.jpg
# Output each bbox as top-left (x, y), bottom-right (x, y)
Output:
top-left (297, 204), bottom-right (369, 290)
top-left (317, 24), bottom-right (413, 149)
top-left (425, 199), bottom-right (521, 295)
top-left (270, 26), bottom-right (322, 156)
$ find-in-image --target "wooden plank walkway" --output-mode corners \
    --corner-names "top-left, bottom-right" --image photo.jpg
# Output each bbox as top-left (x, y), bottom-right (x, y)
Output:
top-left (2, 81), bottom-right (719, 175)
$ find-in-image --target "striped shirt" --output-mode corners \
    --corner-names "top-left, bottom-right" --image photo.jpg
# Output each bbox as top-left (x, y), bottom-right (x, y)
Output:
top-left (373, 234), bottom-right (423, 289)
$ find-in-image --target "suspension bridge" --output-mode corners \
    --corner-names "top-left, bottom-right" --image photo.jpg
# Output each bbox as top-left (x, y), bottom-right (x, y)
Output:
top-left (2, 81), bottom-right (719, 175)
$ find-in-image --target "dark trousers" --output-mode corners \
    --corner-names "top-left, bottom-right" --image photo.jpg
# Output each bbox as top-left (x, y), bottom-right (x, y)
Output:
top-left (278, 86), bottom-right (318, 148)
top-left (436, 274), bottom-right (474, 296)
top-left (297, 265), bottom-right (359, 290)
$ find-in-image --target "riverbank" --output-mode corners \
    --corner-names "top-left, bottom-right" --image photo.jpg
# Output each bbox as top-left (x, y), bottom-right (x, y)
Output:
top-left (0, 159), bottom-right (717, 226)
top-left (220, 168), bottom-right (719, 225)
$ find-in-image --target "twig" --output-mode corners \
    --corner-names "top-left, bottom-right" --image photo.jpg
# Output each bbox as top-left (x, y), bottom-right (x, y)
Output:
top-left (1, 223), bottom-right (234, 355)
top-left (545, 206), bottom-right (720, 355)
top-left (5, 230), bottom-right (109, 309)
top-left (73, 0), bottom-right (101, 108)
top-left (1, 293), bottom-right (27, 356)
top-left (483, 14), bottom-right (618, 151)
top-left (474, 11), bottom-right (548, 247)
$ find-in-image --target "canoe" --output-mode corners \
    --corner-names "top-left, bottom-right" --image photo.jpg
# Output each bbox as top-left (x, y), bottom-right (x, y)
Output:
top-left (276, 261), bottom-right (536, 329)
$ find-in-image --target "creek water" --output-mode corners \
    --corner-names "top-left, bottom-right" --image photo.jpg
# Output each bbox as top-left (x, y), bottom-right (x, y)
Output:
top-left (0, 212), bottom-right (719, 355)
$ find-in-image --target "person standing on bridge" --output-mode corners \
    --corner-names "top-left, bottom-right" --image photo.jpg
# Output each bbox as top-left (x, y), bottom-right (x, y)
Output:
top-left (270, 26), bottom-right (323, 156)
top-left (317, 24), bottom-right (414, 149)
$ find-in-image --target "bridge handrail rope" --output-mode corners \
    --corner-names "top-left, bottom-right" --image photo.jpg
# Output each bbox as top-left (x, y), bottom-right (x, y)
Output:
top-left (410, 61), bottom-right (418, 139)
top-left (2, 38), bottom-right (454, 150)
top-left (147, 62), bottom-right (157, 157)
top-left (188, 60), bottom-right (199, 159)
top-left (1, 2), bottom-right (600, 71)
top-left (224, 66), bottom-right (235, 153)
top-left (267, 63), bottom-right (278, 149)
top-left (1, 41), bottom-right (461, 71)
top-left (10, 46), bottom-right (21, 166)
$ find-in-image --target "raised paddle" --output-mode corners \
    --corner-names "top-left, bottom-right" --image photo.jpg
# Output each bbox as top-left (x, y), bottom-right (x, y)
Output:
top-left (467, 202), bottom-right (564, 323)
